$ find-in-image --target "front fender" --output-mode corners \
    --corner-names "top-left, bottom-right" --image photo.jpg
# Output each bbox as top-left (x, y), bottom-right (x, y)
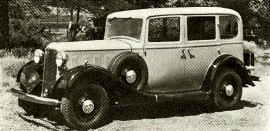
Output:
top-left (16, 61), bottom-right (43, 93)
top-left (51, 65), bottom-right (132, 101)
top-left (17, 61), bottom-right (41, 82)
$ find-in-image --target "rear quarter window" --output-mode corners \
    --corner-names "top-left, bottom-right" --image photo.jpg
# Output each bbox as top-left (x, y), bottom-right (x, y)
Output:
top-left (219, 15), bottom-right (238, 39)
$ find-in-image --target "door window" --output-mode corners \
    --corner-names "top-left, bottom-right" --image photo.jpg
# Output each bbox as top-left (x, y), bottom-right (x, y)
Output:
top-left (148, 17), bottom-right (180, 42)
top-left (187, 16), bottom-right (216, 41)
top-left (219, 16), bottom-right (238, 39)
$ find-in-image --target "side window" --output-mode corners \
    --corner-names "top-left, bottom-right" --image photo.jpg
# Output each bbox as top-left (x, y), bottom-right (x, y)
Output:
top-left (187, 16), bottom-right (216, 41)
top-left (219, 16), bottom-right (238, 39)
top-left (148, 17), bottom-right (180, 42)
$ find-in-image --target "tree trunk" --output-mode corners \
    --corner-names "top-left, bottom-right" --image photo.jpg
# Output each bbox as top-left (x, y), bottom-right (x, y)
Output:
top-left (69, 7), bottom-right (74, 22)
top-left (76, 6), bottom-right (80, 24)
top-left (67, 7), bottom-right (74, 38)
top-left (0, 0), bottom-right (9, 49)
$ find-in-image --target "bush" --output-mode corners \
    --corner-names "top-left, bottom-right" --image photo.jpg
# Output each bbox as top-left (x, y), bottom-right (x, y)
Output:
top-left (0, 48), bottom-right (31, 80)
top-left (4, 63), bottom-right (24, 78)
top-left (0, 50), bottom-right (11, 58)
top-left (9, 19), bottom-right (52, 49)
top-left (0, 48), bottom-right (32, 58)
top-left (0, 56), bottom-right (29, 78)
top-left (11, 48), bottom-right (33, 58)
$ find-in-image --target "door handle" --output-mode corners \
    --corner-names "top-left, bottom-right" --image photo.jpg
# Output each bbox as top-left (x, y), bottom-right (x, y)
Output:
top-left (181, 49), bottom-right (186, 59)
top-left (187, 49), bottom-right (195, 59)
top-left (217, 48), bottom-right (221, 55)
top-left (144, 50), bottom-right (147, 56)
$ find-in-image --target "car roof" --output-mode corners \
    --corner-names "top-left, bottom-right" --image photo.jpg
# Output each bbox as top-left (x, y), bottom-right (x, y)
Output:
top-left (107, 7), bottom-right (241, 19)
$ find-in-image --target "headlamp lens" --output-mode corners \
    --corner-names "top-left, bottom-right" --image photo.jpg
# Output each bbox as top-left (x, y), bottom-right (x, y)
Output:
top-left (34, 56), bottom-right (40, 63)
top-left (33, 49), bottom-right (44, 64)
top-left (56, 51), bottom-right (68, 67)
top-left (56, 59), bottom-right (64, 67)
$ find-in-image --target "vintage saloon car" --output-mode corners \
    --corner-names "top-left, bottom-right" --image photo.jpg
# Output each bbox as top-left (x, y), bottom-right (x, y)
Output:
top-left (11, 7), bottom-right (255, 129)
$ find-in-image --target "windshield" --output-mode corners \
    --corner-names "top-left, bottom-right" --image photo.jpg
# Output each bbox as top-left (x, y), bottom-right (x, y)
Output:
top-left (105, 18), bottom-right (143, 41)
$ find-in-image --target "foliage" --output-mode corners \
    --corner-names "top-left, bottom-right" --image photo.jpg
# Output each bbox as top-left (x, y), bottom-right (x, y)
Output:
top-left (0, 55), bottom-right (29, 78)
top-left (0, 0), bottom-right (9, 49)
top-left (0, 48), bottom-right (32, 58)
top-left (174, 0), bottom-right (217, 7)
top-left (213, 0), bottom-right (270, 40)
top-left (8, 0), bottom-right (53, 49)
top-left (9, 18), bottom-right (52, 49)
top-left (4, 0), bottom-right (270, 48)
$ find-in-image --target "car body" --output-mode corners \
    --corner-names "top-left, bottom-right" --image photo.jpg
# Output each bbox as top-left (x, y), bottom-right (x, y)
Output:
top-left (11, 7), bottom-right (255, 129)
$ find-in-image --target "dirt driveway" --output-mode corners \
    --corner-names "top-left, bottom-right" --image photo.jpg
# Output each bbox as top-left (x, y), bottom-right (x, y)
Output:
top-left (0, 63), bottom-right (269, 130)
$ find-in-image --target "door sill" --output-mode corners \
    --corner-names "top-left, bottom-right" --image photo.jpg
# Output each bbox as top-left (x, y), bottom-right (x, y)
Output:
top-left (153, 90), bottom-right (210, 103)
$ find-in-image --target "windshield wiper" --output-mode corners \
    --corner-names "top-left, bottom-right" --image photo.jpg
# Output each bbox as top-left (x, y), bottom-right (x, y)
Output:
top-left (108, 17), bottom-right (133, 22)
top-left (108, 17), bottom-right (117, 22)
top-left (109, 36), bottom-right (139, 42)
top-left (123, 17), bottom-right (132, 21)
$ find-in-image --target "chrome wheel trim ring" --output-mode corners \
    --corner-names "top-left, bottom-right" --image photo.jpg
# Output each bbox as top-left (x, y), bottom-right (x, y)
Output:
top-left (126, 70), bottom-right (137, 84)
top-left (82, 100), bottom-right (95, 114)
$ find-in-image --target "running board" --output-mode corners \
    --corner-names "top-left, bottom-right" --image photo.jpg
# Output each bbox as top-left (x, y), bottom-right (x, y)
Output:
top-left (154, 91), bottom-right (210, 103)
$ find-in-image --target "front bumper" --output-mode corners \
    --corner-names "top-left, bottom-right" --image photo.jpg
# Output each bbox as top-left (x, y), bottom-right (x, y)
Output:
top-left (10, 88), bottom-right (60, 106)
top-left (245, 65), bottom-right (255, 71)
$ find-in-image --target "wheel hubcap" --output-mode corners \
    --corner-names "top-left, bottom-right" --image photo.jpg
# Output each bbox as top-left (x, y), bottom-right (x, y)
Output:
top-left (82, 100), bottom-right (94, 114)
top-left (225, 84), bottom-right (234, 96)
top-left (126, 70), bottom-right (137, 84)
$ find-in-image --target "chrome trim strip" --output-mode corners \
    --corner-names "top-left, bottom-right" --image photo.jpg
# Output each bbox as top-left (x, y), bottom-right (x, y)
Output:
top-left (64, 49), bottom-right (131, 52)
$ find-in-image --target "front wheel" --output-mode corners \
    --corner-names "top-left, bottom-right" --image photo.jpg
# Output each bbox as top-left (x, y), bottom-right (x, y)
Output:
top-left (60, 83), bottom-right (109, 129)
top-left (212, 69), bottom-right (242, 110)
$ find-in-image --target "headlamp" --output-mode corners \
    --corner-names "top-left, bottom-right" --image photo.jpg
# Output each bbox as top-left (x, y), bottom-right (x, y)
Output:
top-left (33, 49), bottom-right (44, 64)
top-left (56, 51), bottom-right (68, 67)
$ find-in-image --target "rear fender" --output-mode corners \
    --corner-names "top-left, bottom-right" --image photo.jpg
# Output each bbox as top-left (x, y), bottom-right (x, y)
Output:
top-left (201, 54), bottom-right (255, 92)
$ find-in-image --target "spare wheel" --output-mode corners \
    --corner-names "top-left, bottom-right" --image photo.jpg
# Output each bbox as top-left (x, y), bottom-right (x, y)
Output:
top-left (108, 52), bottom-right (148, 91)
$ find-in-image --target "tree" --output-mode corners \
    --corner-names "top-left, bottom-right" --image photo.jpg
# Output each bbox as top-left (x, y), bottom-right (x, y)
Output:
top-left (0, 0), bottom-right (9, 49)
top-left (213, 0), bottom-right (270, 40)
top-left (9, 0), bottom-right (53, 48)
top-left (31, 0), bottom-right (171, 40)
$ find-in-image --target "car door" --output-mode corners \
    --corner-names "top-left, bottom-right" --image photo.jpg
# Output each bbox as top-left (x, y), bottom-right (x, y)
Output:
top-left (183, 15), bottom-right (221, 90)
top-left (143, 16), bottom-right (188, 93)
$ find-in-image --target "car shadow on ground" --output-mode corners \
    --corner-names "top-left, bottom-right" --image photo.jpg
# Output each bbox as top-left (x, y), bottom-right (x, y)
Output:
top-left (110, 100), bottom-right (261, 121)
top-left (18, 100), bottom-right (261, 130)
top-left (18, 108), bottom-right (68, 130)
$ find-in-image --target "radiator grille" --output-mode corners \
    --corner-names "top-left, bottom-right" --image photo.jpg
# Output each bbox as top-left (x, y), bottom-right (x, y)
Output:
top-left (42, 49), bottom-right (57, 97)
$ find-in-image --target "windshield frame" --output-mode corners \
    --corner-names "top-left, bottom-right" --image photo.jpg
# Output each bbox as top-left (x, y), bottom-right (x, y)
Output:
top-left (104, 17), bottom-right (144, 43)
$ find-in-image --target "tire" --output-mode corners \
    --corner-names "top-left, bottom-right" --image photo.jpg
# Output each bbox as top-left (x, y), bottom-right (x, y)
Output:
top-left (60, 83), bottom-right (109, 129)
top-left (108, 52), bottom-right (148, 91)
top-left (212, 68), bottom-right (242, 110)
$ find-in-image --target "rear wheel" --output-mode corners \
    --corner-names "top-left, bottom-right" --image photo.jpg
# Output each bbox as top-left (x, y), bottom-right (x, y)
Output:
top-left (60, 83), bottom-right (109, 129)
top-left (212, 69), bottom-right (242, 110)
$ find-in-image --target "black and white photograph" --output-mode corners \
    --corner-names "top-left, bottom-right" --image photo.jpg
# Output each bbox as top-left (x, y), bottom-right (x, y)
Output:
top-left (0, 0), bottom-right (269, 130)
